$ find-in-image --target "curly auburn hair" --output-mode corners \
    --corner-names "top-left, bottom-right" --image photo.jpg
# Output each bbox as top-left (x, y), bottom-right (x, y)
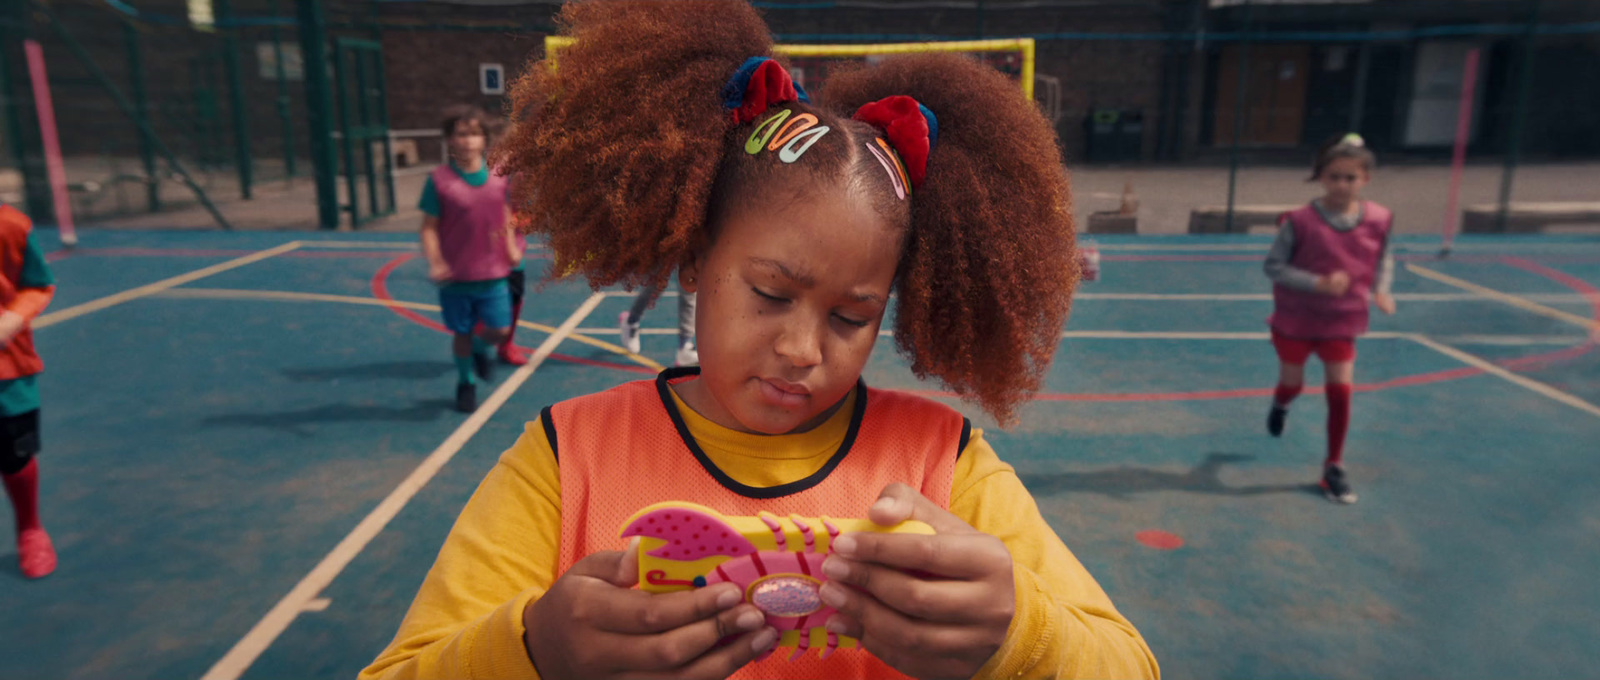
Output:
top-left (495, 0), bottom-right (1077, 424)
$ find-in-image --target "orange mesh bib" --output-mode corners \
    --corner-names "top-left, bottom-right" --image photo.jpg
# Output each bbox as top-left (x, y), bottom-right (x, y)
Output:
top-left (548, 368), bottom-right (967, 679)
top-left (0, 205), bottom-right (43, 381)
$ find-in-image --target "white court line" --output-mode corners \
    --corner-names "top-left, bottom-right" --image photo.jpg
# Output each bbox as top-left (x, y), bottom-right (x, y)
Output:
top-left (34, 242), bottom-right (302, 329)
top-left (576, 328), bottom-right (1587, 347)
top-left (200, 291), bottom-right (607, 680)
top-left (1069, 292), bottom-right (1593, 303)
top-left (1407, 263), bottom-right (1600, 333)
top-left (604, 291), bottom-right (1592, 304)
top-left (1408, 334), bottom-right (1600, 419)
top-left (297, 240), bottom-right (545, 250)
top-left (1093, 242), bottom-right (1600, 253)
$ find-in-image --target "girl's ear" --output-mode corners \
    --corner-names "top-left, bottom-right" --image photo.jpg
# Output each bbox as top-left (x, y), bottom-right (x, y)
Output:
top-left (679, 254), bottom-right (702, 294)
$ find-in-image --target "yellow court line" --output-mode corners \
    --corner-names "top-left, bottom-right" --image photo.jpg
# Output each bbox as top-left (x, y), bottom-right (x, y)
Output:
top-left (1406, 334), bottom-right (1600, 419)
top-left (35, 241), bottom-right (303, 329)
top-left (1406, 263), bottom-right (1600, 332)
top-left (159, 287), bottom-right (665, 371)
top-left (201, 292), bottom-right (608, 680)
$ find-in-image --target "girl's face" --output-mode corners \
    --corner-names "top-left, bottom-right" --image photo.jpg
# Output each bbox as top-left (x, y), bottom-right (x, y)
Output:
top-left (448, 120), bottom-right (487, 160)
top-left (680, 184), bottom-right (903, 435)
top-left (1319, 156), bottom-right (1370, 204)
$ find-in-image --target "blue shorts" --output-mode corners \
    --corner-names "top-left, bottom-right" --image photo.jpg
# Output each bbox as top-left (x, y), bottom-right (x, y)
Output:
top-left (438, 280), bottom-right (512, 335)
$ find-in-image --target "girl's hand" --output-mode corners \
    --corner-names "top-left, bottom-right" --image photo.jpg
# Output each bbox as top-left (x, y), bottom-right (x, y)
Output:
top-left (523, 540), bottom-right (779, 680)
top-left (1315, 270), bottom-right (1351, 297)
top-left (428, 261), bottom-right (453, 283)
top-left (0, 311), bottom-right (24, 348)
top-left (819, 483), bottom-right (1015, 680)
top-left (1375, 293), bottom-right (1396, 315)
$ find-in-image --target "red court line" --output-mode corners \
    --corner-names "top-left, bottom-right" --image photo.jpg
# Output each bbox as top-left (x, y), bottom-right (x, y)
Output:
top-left (372, 254), bottom-right (654, 375)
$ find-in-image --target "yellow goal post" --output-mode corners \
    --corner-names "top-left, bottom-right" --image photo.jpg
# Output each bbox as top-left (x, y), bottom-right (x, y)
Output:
top-left (542, 36), bottom-right (1035, 100)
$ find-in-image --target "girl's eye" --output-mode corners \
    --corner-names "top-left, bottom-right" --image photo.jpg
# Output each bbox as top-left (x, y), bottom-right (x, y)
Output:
top-left (753, 287), bottom-right (788, 303)
top-left (834, 315), bottom-right (871, 328)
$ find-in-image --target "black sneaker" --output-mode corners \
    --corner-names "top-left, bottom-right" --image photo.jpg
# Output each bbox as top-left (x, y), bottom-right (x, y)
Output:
top-left (455, 382), bottom-right (477, 413)
top-left (472, 352), bottom-right (493, 382)
top-left (1267, 405), bottom-right (1288, 437)
top-left (1320, 465), bottom-right (1357, 504)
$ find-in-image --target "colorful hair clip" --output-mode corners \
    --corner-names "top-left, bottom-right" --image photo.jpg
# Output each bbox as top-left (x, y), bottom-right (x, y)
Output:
top-left (778, 127), bottom-right (830, 163)
top-left (747, 109), bottom-right (793, 155)
top-left (866, 141), bottom-right (907, 200)
top-left (767, 113), bottom-right (820, 152)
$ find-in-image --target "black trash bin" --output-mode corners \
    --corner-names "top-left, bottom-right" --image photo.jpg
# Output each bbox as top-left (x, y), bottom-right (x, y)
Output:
top-left (1083, 108), bottom-right (1144, 163)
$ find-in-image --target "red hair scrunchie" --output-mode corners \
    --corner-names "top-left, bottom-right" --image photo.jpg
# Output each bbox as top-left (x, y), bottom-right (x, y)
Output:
top-left (853, 95), bottom-right (938, 189)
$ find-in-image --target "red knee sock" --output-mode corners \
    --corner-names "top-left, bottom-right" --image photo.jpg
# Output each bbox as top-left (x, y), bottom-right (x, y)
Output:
top-left (1274, 383), bottom-right (1303, 408)
top-left (1325, 383), bottom-right (1352, 468)
top-left (3, 459), bottom-right (41, 534)
top-left (503, 298), bottom-right (524, 347)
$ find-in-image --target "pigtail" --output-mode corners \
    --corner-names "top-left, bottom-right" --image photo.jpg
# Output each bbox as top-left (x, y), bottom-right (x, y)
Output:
top-left (493, 1), bottom-right (774, 290)
top-left (825, 54), bottom-right (1078, 424)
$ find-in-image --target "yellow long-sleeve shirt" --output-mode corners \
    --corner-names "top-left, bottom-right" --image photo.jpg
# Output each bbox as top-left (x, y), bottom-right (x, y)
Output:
top-left (363, 387), bottom-right (1159, 680)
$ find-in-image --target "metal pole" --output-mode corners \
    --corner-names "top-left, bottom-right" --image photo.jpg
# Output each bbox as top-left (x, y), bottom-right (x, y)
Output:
top-left (271, 0), bottom-right (296, 179)
top-left (333, 41), bottom-right (359, 226)
top-left (353, 49), bottom-right (377, 217)
top-left (296, 0), bottom-right (339, 229)
top-left (216, 0), bottom-right (252, 199)
top-left (1348, 42), bottom-right (1371, 135)
top-left (1225, 2), bottom-right (1252, 233)
top-left (1497, 0), bottom-right (1540, 233)
top-left (374, 44), bottom-right (395, 214)
top-left (123, 19), bottom-right (159, 212)
top-left (29, 0), bottom-right (232, 229)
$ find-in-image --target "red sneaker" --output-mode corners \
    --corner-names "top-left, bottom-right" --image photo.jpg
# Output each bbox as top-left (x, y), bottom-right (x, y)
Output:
top-left (18, 528), bottom-right (56, 579)
top-left (498, 343), bottom-right (530, 366)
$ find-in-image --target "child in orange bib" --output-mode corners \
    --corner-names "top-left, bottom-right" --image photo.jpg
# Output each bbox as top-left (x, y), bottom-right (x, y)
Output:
top-left (363, 3), bottom-right (1158, 679)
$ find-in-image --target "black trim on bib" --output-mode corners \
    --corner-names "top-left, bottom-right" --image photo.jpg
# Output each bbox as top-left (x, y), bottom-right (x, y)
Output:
top-left (654, 367), bottom-right (866, 500)
top-left (540, 406), bottom-right (559, 464)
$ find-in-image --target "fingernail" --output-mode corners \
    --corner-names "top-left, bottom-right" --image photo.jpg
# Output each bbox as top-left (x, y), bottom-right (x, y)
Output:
top-left (819, 583), bottom-right (847, 608)
top-left (752, 628), bottom-right (779, 653)
top-left (821, 557), bottom-right (848, 580)
top-left (832, 535), bottom-right (856, 556)
top-left (871, 497), bottom-right (897, 515)
top-left (737, 610), bottom-right (765, 631)
top-left (825, 616), bottom-right (847, 635)
top-left (717, 588), bottom-right (741, 609)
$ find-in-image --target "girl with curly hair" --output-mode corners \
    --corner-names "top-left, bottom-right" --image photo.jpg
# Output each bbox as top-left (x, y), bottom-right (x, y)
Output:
top-left (365, 2), bottom-right (1157, 678)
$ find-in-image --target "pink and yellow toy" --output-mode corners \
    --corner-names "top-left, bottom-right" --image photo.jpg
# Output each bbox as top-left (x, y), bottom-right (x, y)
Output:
top-left (619, 501), bottom-right (933, 660)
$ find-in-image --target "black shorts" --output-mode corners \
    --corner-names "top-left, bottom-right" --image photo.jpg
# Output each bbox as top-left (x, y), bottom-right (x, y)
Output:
top-left (0, 409), bottom-right (39, 473)
top-left (507, 268), bottom-right (526, 301)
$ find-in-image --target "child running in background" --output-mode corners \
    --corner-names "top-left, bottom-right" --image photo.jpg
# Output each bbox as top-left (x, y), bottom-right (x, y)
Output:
top-left (364, 2), bottom-right (1157, 679)
top-left (0, 203), bottom-right (57, 579)
top-left (619, 276), bottom-right (698, 367)
top-left (419, 105), bottom-right (522, 413)
top-left (1264, 133), bottom-right (1396, 505)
